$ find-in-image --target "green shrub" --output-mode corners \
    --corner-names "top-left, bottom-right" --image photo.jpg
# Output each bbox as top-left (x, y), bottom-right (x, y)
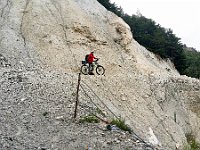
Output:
top-left (111, 117), bottom-right (132, 133)
top-left (96, 108), bottom-right (106, 117)
top-left (79, 115), bottom-right (100, 123)
top-left (184, 133), bottom-right (200, 150)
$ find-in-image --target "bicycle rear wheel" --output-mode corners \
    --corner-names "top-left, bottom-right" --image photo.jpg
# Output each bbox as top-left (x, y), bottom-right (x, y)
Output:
top-left (96, 65), bottom-right (105, 75)
top-left (81, 64), bottom-right (89, 75)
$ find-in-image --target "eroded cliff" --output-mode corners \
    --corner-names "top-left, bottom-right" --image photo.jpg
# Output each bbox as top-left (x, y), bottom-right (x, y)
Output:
top-left (0, 0), bottom-right (200, 149)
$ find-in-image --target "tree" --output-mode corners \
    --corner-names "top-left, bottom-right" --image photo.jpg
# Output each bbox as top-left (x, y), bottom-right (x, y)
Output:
top-left (97, 0), bottom-right (200, 79)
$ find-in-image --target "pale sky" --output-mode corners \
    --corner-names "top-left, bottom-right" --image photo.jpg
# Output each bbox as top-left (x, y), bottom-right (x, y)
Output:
top-left (110, 0), bottom-right (200, 51)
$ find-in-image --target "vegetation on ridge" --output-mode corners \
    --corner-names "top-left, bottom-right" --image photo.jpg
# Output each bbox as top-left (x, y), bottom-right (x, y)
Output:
top-left (97, 0), bottom-right (200, 79)
top-left (184, 133), bottom-right (200, 150)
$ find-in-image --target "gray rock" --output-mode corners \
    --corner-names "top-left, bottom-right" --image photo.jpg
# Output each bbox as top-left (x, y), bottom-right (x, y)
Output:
top-left (0, 0), bottom-right (200, 150)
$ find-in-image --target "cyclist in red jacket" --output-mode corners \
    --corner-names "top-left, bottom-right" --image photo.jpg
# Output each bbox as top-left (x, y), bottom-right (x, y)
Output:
top-left (87, 52), bottom-right (97, 75)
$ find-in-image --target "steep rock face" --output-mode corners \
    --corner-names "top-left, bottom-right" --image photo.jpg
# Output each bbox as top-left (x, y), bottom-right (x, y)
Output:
top-left (0, 0), bottom-right (200, 149)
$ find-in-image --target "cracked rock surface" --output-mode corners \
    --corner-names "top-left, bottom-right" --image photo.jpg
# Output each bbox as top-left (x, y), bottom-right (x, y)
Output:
top-left (0, 0), bottom-right (200, 150)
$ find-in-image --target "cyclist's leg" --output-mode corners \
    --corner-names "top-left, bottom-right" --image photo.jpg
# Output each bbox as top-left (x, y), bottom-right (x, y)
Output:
top-left (89, 63), bottom-right (94, 75)
top-left (91, 62), bottom-right (94, 71)
top-left (89, 63), bottom-right (92, 73)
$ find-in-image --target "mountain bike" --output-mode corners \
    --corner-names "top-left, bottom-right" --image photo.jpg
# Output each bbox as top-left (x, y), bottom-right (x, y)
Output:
top-left (81, 58), bottom-right (105, 75)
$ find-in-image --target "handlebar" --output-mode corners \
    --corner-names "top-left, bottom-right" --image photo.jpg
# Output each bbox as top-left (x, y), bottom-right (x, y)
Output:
top-left (94, 58), bottom-right (99, 62)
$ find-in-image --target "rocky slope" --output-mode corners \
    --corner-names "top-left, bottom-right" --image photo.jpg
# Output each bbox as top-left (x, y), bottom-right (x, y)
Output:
top-left (0, 0), bottom-right (200, 149)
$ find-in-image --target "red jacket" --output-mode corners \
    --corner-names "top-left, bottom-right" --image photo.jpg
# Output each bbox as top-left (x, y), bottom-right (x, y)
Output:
top-left (87, 53), bottom-right (96, 63)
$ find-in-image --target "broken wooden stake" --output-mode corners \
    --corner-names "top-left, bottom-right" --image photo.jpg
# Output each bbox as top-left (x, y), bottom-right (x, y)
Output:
top-left (74, 73), bottom-right (81, 118)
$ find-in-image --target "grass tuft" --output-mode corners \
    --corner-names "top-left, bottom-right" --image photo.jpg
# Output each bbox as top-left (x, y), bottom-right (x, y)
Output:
top-left (111, 117), bottom-right (132, 133)
top-left (184, 133), bottom-right (200, 150)
top-left (96, 108), bottom-right (106, 117)
top-left (79, 115), bottom-right (100, 123)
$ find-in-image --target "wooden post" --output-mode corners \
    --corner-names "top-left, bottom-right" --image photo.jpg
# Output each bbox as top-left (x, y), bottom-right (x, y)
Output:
top-left (74, 73), bottom-right (81, 118)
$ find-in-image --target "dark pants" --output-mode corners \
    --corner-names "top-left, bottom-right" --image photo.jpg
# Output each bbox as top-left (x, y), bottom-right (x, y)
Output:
top-left (89, 63), bottom-right (94, 73)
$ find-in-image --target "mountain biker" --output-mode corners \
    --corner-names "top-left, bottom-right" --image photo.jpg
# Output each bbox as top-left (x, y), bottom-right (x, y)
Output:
top-left (87, 52), bottom-right (98, 75)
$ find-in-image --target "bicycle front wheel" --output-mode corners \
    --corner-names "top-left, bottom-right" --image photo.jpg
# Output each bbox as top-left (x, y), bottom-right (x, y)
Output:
top-left (81, 64), bottom-right (89, 75)
top-left (96, 65), bottom-right (105, 75)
